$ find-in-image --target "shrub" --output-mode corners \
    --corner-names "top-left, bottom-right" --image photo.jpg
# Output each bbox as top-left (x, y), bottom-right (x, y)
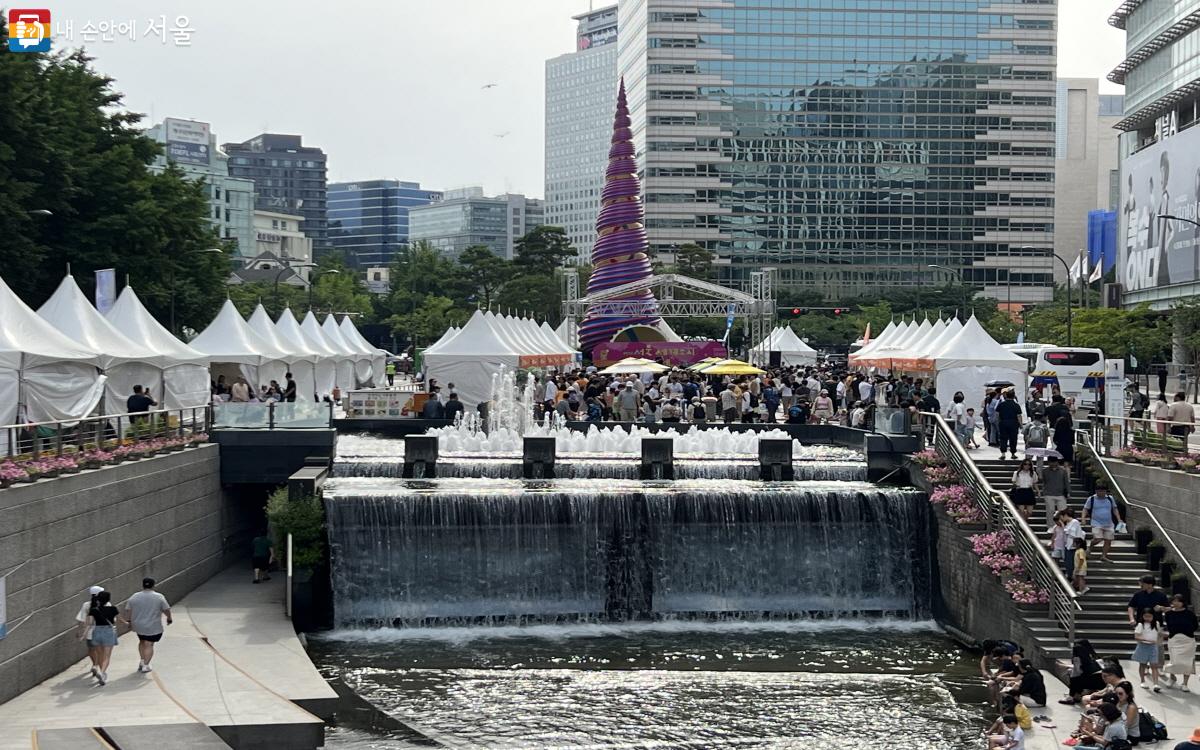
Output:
top-left (266, 487), bottom-right (325, 569)
top-left (924, 465), bottom-right (962, 486)
top-left (911, 449), bottom-right (944, 467)
top-left (1004, 578), bottom-right (1049, 605)
top-left (970, 530), bottom-right (1015, 557)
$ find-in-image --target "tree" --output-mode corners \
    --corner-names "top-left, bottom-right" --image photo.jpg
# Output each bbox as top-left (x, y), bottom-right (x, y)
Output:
top-left (384, 295), bottom-right (469, 346)
top-left (514, 226), bottom-right (576, 275)
top-left (671, 243), bottom-right (715, 281)
top-left (458, 244), bottom-right (512, 309)
top-left (495, 276), bottom-right (561, 323)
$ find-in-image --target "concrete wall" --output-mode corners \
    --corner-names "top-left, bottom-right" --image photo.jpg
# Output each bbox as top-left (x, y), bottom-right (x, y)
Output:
top-left (1102, 459), bottom-right (1200, 603)
top-left (0, 445), bottom-right (255, 705)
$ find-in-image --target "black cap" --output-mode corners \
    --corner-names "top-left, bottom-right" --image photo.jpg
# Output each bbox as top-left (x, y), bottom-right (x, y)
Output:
top-left (142, 577), bottom-right (156, 588)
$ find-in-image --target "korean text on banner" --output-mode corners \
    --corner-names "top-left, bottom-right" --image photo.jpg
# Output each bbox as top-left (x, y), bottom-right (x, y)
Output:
top-left (1105, 359), bottom-right (1126, 446)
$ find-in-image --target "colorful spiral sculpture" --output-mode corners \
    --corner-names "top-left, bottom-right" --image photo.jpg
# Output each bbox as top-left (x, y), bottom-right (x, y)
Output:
top-left (578, 78), bottom-right (667, 352)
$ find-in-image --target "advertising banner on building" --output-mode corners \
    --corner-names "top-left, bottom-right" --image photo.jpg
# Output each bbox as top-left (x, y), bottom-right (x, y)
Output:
top-left (164, 117), bottom-right (210, 166)
top-left (1118, 124), bottom-right (1200, 292)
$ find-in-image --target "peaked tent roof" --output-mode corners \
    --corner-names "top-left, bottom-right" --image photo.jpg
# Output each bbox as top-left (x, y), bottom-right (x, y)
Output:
top-left (104, 287), bottom-right (208, 364)
top-left (299, 311), bottom-right (342, 358)
top-left (276, 308), bottom-right (326, 359)
top-left (928, 316), bottom-right (1028, 370)
top-left (541, 321), bottom-right (572, 353)
top-left (849, 320), bottom-right (898, 361)
top-left (321, 314), bottom-right (364, 359)
top-left (429, 310), bottom-right (523, 357)
top-left (37, 275), bottom-right (166, 370)
top-left (424, 326), bottom-right (461, 355)
top-left (189, 299), bottom-right (289, 366)
top-left (338, 316), bottom-right (384, 357)
top-left (0, 276), bottom-right (101, 370)
top-left (248, 304), bottom-right (318, 363)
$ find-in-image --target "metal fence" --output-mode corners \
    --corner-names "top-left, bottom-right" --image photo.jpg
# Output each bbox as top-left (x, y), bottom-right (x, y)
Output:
top-left (211, 400), bottom-right (333, 430)
top-left (922, 411), bottom-right (1079, 644)
top-left (2, 406), bottom-right (211, 460)
top-left (1082, 413), bottom-right (1195, 456)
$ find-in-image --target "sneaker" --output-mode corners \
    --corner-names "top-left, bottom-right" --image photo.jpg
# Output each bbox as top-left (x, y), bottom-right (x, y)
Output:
top-left (97, 671), bottom-right (107, 686)
top-left (142, 664), bottom-right (152, 673)
top-left (1080, 586), bottom-right (1091, 594)
top-left (1058, 698), bottom-right (1078, 705)
top-left (1140, 682), bottom-right (1150, 690)
top-left (1182, 684), bottom-right (1190, 692)
top-left (252, 579), bottom-right (260, 584)
top-left (90, 666), bottom-right (99, 678)
top-left (1153, 685), bottom-right (1161, 693)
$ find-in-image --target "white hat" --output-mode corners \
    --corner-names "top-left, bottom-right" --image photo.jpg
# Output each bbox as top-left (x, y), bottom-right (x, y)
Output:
top-left (88, 585), bottom-right (104, 595)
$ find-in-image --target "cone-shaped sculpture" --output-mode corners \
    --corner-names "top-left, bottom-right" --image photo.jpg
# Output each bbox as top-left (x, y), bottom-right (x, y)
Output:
top-left (578, 78), bottom-right (667, 352)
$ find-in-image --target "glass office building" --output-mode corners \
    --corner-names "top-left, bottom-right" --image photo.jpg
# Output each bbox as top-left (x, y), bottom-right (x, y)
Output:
top-left (617, 0), bottom-right (1059, 305)
top-left (408, 188), bottom-right (546, 261)
top-left (327, 180), bottom-right (442, 268)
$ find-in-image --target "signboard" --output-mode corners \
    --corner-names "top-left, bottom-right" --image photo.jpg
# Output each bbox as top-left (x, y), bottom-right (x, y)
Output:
top-left (592, 341), bottom-right (727, 368)
top-left (1118, 122), bottom-right (1200, 292)
top-left (163, 117), bottom-right (210, 166)
top-left (346, 389), bottom-right (417, 419)
top-left (94, 268), bottom-right (116, 315)
top-left (577, 25), bottom-right (617, 50)
top-left (1105, 359), bottom-right (1126, 446)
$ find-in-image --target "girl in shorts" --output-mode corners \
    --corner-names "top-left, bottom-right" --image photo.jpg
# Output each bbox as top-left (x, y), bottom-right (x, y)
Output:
top-left (1010, 459), bottom-right (1039, 521)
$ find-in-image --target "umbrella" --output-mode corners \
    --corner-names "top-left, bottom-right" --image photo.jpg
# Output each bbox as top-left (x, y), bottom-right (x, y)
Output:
top-left (1024, 447), bottom-right (1062, 459)
top-left (985, 380), bottom-right (1016, 389)
top-left (599, 357), bottom-right (670, 375)
top-left (697, 359), bottom-right (766, 376)
top-left (688, 357), bottom-right (722, 371)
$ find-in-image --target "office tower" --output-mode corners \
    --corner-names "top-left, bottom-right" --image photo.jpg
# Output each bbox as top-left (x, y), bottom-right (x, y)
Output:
top-left (222, 134), bottom-right (329, 257)
top-left (327, 180), bottom-right (442, 268)
top-left (408, 187), bottom-right (545, 261)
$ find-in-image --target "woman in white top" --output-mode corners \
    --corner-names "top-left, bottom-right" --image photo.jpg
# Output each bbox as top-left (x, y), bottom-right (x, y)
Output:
top-left (1153, 393), bottom-right (1171, 435)
top-left (812, 390), bottom-right (835, 423)
top-left (1010, 459), bottom-right (1039, 521)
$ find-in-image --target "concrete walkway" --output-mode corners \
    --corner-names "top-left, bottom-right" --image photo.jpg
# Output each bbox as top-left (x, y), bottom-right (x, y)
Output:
top-left (0, 566), bottom-right (335, 750)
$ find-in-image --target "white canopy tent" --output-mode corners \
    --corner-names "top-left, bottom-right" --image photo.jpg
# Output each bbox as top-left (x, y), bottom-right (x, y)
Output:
top-left (424, 326), bottom-right (460, 355)
top-left (276, 308), bottom-right (336, 400)
top-left (923, 316), bottom-right (1028, 411)
top-left (749, 326), bottom-right (818, 366)
top-left (555, 319), bottom-right (578, 350)
top-left (541, 322), bottom-right (574, 357)
top-left (321, 315), bottom-right (366, 390)
top-left (38, 275), bottom-right (169, 416)
top-left (189, 300), bottom-right (290, 392)
top-left (104, 286), bottom-right (211, 410)
top-left (0, 277), bottom-right (105, 430)
top-left (850, 320), bottom-right (906, 364)
top-left (246, 304), bottom-right (320, 401)
top-left (338, 316), bottom-right (385, 386)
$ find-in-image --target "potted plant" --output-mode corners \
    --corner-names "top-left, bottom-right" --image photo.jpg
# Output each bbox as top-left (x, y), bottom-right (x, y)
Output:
top-left (1170, 574), bottom-right (1191, 601)
top-left (1135, 527), bottom-right (1153, 554)
top-left (1148, 540), bottom-right (1166, 571)
top-left (0, 461), bottom-right (28, 488)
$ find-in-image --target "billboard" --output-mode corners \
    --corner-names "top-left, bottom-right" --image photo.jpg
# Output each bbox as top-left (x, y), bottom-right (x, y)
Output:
top-left (1118, 124), bottom-right (1200, 292)
top-left (163, 117), bottom-right (210, 166)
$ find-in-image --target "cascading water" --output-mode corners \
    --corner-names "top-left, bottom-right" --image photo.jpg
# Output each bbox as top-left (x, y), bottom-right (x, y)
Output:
top-left (324, 478), bottom-right (928, 628)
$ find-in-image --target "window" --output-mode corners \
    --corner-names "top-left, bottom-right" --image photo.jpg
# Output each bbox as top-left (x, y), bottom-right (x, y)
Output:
top-left (272, 219), bottom-right (279, 229)
top-left (214, 186), bottom-right (222, 200)
top-left (1043, 351), bottom-right (1100, 367)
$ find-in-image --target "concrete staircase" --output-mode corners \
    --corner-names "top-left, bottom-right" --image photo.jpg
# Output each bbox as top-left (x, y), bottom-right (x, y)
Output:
top-left (975, 458), bottom-right (1146, 661)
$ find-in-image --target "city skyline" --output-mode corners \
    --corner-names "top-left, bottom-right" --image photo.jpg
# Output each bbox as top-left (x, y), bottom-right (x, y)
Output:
top-left (45, 0), bottom-right (1124, 198)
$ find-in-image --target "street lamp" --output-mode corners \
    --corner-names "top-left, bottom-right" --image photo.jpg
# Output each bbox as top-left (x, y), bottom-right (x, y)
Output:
top-left (169, 247), bottom-right (224, 335)
top-left (928, 264), bottom-right (966, 318)
top-left (273, 261), bottom-right (317, 310)
top-left (308, 268), bottom-right (340, 311)
top-left (1041, 251), bottom-right (1073, 347)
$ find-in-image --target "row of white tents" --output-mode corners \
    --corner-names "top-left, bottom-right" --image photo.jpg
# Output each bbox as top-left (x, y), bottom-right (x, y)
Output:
top-left (748, 326), bottom-right (818, 367)
top-left (424, 310), bottom-right (579, 408)
top-left (0, 275), bottom-right (386, 428)
top-left (849, 315), bottom-right (1028, 410)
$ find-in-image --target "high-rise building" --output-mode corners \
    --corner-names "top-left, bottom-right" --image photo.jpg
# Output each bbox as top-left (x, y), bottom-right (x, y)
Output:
top-left (145, 118), bottom-right (256, 257)
top-left (1053, 79), bottom-right (1124, 281)
top-left (545, 4), bottom-right (619, 265)
top-left (1111, 0), bottom-right (1200, 308)
top-left (327, 180), bottom-right (443, 269)
top-left (222, 133), bottom-right (329, 257)
top-left (617, 0), bottom-right (1060, 306)
top-left (408, 187), bottom-right (545, 261)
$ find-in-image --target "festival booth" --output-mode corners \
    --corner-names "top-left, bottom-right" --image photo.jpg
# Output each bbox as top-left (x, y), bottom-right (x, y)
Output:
top-left (302, 312), bottom-right (353, 395)
top-left (189, 299), bottom-right (291, 395)
top-left (0, 277), bottom-right (105, 442)
top-left (104, 287), bottom-right (210, 410)
top-left (890, 318), bottom-right (962, 373)
top-left (542, 322), bottom-right (580, 364)
top-left (849, 320), bottom-right (904, 366)
top-left (246, 304), bottom-right (319, 401)
top-left (293, 311), bottom-right (342, 398)
top-left (915, 316), bottom-right (1028, 412)
top-left (854, 319), bottom-right (931, 371)
top-left (339, 316), bottom-right (385, 387)
top-left (322, 314), bottom-right (365, 391)
top-left (555, 319), bottom-right (578, 350)
top-left (749, 326), bottom-right (818, 367)
top-left (276, 308), bottom-right (337, 401)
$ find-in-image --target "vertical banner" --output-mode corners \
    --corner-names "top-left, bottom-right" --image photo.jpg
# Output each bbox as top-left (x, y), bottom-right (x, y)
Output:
top-left (1105, 359), bottom-right (1126, 447)
top-left (95, 268), bottom-right (116, 315)
top-left (0, 574), bottom-right (7, 640)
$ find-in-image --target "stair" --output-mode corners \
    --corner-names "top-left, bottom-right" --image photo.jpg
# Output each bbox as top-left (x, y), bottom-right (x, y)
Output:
top-left (972, 458), bottom-right (1146, 661)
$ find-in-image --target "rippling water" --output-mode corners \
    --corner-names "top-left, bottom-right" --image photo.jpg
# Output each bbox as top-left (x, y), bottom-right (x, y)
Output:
top-left (311, 621), bottom-right (990, 749)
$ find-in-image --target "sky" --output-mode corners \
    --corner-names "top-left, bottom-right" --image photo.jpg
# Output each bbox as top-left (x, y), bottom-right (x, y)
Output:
top-left (46, 0), bottom-right (1126, 198)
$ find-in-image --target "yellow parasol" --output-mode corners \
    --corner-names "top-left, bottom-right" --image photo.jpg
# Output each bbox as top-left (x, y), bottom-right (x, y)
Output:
top-left (695, 358), bottom-right (766, 376)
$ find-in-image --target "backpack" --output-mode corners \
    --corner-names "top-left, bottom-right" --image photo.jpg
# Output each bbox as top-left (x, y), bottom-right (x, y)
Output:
top-left (693, 403), bottom-right (706, 420)
top-left (788, 405), bottom-right (802, 421)
top-left (1138, 708), bottom-right (1168, 741)
top-left (1026, 423), bottom-right (1048, 445)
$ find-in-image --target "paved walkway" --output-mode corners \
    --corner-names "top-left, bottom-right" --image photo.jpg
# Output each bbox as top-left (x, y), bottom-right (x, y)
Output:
top-left (0, 566), bottom-right (335, 749)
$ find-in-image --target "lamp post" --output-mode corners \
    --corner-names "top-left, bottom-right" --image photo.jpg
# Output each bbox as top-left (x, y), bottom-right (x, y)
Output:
top-left (1043, 251), bottom-right (1073, 346)
top-left (273, 261), bottom-right (317, 311)
top-left (927, 264), bottom-right (965, 318)
top-left (308, 268), bottom-right (340, 311)
top-left (170, 247), bottom-right (224, 335)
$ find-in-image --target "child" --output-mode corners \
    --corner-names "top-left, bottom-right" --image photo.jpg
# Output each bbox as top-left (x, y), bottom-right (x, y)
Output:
top-left (1073, 537), bottom-right (1089, 594)
top-left (988, 714), bottom-right (1025, 750)
top-left (963, 408), bottom-right (980, 449)
top-left (1049, 511), bottom-right (1067, 573)
top-left (1132, 607), bottom-right (1163, 692)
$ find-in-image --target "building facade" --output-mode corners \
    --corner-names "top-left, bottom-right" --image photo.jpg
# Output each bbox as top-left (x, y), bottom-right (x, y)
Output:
top-left (1111, 0), bottom-right (1200, 308)
top-left (545, 5), bottom-right (620, 265)
top-left (222, 134), bottom-right (329, 257)
top-left (146, 118), bottom-right (256, 257)
top-left (327, 180), bottom-right (442, 269)
top-left (1053, 79), bottom-right (1124, 281)
top-left (253, 210), bottom-right (313, 272)
top-left (617, 0), bottom-right (1059, 305)
top-left (408, 187), bottom-right (545, 261)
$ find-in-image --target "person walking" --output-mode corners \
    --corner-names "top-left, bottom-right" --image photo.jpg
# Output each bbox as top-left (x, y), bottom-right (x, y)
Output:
top-left (75, 584), bottom-right (106, 678)
top-left (84, 591), bottom-right (125, 685)
top-left (444, 392), bottom-right (465, 423)
top-left (1053, 413), bottom-right (1076, 465)
top-left (1083, 484), bottom-right (1123, 563)
top-left (125, 577), bottom-right (172, 674)
top-left (1167, 391), bottom-right (1196, 449)
top-left (812, 389), bottom-right (835, 423)
top-left (1072, 537), bottom-right (1089, 594)
top-left (617, 382), bottom-right (640, 422)
top-left (1132, 608), bottom-right (1164, 691)
top-left (1040, 457), bottom-right (1071, 529)
top-left (996, 391), bottom-right (1023, 461)
top-left (1153, 393), bottom-right (1171, 436)
top-left (1010, 459), bottom-right (1039, 521)
top-left (385, 360), bottom-right (396, 387)
top-left (1062, 508), bottom-right (1086, 581)
top-left (947, 393), bottom-right (967, 442)
top-left (1164, 594), bottom-right (1197, 692)
top-left (1048, 511), bottom-right (1068, 574)
top-left (283, 372), bottom-right (297, 402)
top-left (252, 531), bottom-right (274, 584)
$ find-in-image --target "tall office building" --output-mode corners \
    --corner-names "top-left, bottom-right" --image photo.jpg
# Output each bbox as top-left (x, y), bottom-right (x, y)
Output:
top-left (1053, 79), bottom-right (1124, 281)
top-left (545, 5), bottom-right (619, 265)
top-left (327, 180), bottom-right (443, 268)
top-left (408, 187), bottom-right (545, 261)
top-left (617, 0), bottom-right (1059, 305)
top-left (145, 118), bottom-right (256, 257)
top-left (1110, 0), bottom-right (1200, 308)
top-left (222, 134), bottom-right (330, 257)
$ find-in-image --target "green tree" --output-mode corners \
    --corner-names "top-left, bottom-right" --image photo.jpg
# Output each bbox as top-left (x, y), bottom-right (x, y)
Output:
top-left (458, 244), bottom-right (512, 308)
top-left (670, 243), bottom-right (715, 281)
top-left (495, 276), bottom-right (561, 323)
top-left (514, 226), bottom-right (576, 275)
top-left (384, 295), bottom-right (469, 346)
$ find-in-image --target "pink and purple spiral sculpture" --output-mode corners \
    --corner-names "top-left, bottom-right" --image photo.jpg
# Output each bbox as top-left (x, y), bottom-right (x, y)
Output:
top-left (578, 78), bottom-right (666, 352)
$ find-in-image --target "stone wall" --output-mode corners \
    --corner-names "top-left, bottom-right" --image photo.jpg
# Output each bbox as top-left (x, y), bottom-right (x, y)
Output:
top-left (0, 445), bottom-right (255, 704)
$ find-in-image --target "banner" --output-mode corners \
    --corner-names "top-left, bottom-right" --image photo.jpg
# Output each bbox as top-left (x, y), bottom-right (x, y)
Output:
top-left (0, 574), bottom-right (6, 640)
top-left (94, 268), bottom-right (116, 315)
top-left (592, 341), bottom-right (727, 368)
top-left (1105, 359), bottom-right (1126, 446)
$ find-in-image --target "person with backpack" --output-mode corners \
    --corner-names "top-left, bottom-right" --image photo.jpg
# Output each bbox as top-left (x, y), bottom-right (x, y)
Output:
top-left (1113, 681), bottom-right (1141, 744)
top-left (1083, 484), bottom-right (1123, 563)
top-left (1074, 702), bottom-right (1130, 749)
top-left (1023, 414), bottom-right (1049, 451)
top-left (1127, 383), bottom-right (1150, 421)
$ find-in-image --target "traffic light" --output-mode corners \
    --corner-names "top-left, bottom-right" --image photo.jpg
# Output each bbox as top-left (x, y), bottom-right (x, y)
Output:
top-left (832, 307), bottom-right (849, 316)
top-left (783, 307), bottom-right (809, 318)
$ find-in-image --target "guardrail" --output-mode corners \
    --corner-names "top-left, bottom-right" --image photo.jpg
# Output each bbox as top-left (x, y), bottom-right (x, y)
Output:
top-left (1075, 428), bottom-right (1200, 594)
top-left (921, 411), bottom-right (1079, 644)
top-left (2, 406), bottom-right (211, 460)
top-left (211, 400), bottom-right (333, 430)
top-left (1082, 412), bottom-right (1196, 456)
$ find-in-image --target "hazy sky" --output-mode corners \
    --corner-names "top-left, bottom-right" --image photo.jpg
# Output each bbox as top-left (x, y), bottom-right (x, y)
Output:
top-left (48, 0), bottom-right (1126, 197)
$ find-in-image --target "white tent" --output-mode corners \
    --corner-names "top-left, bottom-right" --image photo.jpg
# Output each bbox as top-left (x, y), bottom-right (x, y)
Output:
top-left (304, 312), bottom-right (352, 393)
top-left (425, 326), bottom-right (460, 355)
top-left (882, 319), bottom-right (946, 369)
top-left (189, 300), bottom-right (290, 392)
top-left (246, 304), bottom-right (319, 401)
top-left (850, 320), bottom-right (905, 364)
top-left (555, 319), bottom-right (578, 349)
top-left (541, 321), bottom-right (573, 355)
top-left (926, 316), bottom-right (1028, 411)
top-left (750, 326), bottom-right (818, 366)
top-left (339, 316), bottom-right (385, 386)
top-left (322, 314), bottom-right (366, 390)
top-left (104, 286), bottom-right (211, 411)
top-left (286, 309), bottom-right (338, 399)
top-left (894, 318), bottom-right (962, 372)
top-left (38, 275), bottom-right (169, 416)
top-left (0, 277), bottom-right (105, 429)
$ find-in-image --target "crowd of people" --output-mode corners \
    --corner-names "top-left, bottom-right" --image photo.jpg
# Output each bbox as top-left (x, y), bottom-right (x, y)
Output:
top-left (210, 372), bottom-right (311, 404)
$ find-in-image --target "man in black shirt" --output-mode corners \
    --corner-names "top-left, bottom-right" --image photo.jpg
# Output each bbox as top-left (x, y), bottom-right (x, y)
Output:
top-left (127, 385), bottom-right (156, 419)
top-left (283, 372), bottom-right (297, 403)
top-left (995, 391), bottom-right (1024, 460)
top-left (1127, 574), bottom-right (1170, 625)
top-left (421, 394), bottom-right (446, 420)
top-left (1045, 395), bottom-right (1070, 432)
top-left (444, 392), bottom-right (464, 422)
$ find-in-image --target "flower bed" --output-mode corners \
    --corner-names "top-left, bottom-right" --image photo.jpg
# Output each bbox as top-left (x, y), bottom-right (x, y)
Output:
top-left (0, 431), bottom-right (209, 489)
top-left (969, 530), bottom-right (1047, 604)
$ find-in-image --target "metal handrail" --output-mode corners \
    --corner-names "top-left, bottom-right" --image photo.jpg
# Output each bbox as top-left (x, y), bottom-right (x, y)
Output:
top-left (1075, 429), bottom-right (1200, 588)
top-left (921, 411), bottom-right (1079, 644)
top-left (1079, 412), bottom-right (1196, 456)
top-left (3, 406), bottom-right (211, 460)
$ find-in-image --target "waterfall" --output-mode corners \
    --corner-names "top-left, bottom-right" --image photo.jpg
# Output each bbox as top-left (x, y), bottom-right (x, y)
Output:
top-left (330, 458), bottom-right (868, 482)
top-left (324, 479), bottom-right (928, 628)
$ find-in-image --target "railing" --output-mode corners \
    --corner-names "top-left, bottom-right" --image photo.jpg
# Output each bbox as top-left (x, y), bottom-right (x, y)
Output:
top-left (2, 406), bottom-right (211, 461)
top-left (212, 400), bottom-right (333, 430)
top-left (922, 411), bottom-right (1080, 645)
top-left (1082, 412), bottom-right (1195, 456)
top-left (1075, 428), bottom-right (1200, 594)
